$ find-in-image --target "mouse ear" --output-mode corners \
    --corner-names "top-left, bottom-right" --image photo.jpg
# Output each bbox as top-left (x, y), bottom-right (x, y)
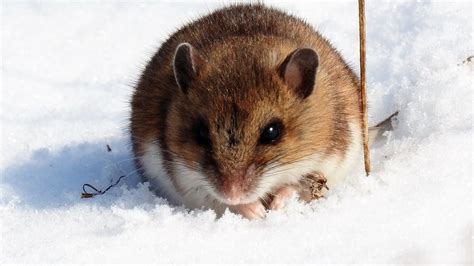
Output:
top-left (279, 48), bottom-right (319, 99)
top-left (173, 43), bottom-right (202, 94)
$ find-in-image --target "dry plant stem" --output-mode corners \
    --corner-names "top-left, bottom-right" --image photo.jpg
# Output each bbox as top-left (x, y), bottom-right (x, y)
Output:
top-left (359, 0), bottom-right (371, 176)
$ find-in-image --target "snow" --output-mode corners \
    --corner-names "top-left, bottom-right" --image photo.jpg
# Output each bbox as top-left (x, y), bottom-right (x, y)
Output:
top-left (1, 0), bottom-right (472, 263)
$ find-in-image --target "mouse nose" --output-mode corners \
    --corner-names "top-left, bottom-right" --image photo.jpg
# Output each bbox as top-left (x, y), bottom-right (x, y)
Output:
top-left (222, 185), bottom-right (243, 205)
top-left (218, 164), bottom-right (256, 205)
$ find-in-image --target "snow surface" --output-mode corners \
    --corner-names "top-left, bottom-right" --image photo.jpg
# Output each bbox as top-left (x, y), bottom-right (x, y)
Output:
top-left (1, 0), bottom-right (472, 263)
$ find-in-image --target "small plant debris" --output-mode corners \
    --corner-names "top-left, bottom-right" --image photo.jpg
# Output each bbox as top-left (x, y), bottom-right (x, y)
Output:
top-left (303, 171), bottom-right (329, 200)
top-left (81, 175), bottom-right (125, 199)
top-left (458, 55), bottom-right (473, 66)
top-left (463, 55), bottom-right (473, 64)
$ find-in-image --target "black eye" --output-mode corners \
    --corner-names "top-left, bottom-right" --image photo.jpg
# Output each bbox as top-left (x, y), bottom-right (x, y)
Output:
top-left (194, 122), bottom-right (211, 148)
top-left (259, 121), bottom-right (283, 144)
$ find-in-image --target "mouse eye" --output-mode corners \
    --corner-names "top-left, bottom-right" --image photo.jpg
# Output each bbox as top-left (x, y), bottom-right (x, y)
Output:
top-left (194, 122), bottom-right (211, 148)
top-left (259, 121), bottom-right (283, 145)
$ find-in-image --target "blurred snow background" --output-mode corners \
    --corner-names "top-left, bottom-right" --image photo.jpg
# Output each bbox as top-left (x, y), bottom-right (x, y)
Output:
top-left (1, 0), bottom-right (472, 263)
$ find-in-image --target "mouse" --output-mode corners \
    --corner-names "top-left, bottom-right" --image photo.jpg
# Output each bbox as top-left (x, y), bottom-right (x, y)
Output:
top-left (131, 4), bottom-right (368, 219)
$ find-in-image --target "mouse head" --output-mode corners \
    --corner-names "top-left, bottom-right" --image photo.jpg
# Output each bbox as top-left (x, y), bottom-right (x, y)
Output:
top-left (166, 42), bottom-right (322, 205)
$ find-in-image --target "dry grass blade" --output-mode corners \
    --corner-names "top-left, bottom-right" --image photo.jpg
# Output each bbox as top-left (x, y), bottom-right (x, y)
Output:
top-left (359, 0), bottom-right (371, 176)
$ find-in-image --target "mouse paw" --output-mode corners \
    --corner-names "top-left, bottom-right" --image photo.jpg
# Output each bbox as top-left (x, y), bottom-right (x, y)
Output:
top-left (269, 186), bottom-right (296, 210)
top-left (232, 201), bottom-right (266, 220)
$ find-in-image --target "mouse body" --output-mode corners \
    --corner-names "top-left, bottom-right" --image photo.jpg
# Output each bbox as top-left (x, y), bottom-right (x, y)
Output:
top-left (130, 4), bottom-right (362, 218)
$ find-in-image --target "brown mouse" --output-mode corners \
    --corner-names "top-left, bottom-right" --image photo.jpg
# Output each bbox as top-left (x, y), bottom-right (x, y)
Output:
top-left (130, 4), bottom-right (364, 219)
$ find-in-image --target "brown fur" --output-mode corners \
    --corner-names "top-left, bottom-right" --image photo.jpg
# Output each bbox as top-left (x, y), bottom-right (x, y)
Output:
top-left (130, 4), bottom-right (361, 198)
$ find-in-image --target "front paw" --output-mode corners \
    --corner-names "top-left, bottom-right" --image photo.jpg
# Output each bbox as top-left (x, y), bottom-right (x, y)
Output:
top-left (231, 201), bottom-right (266, 220)
top-left (269, 186), bottom-right (296, 210)
top-left (267, 173), bottom-right (329, 211)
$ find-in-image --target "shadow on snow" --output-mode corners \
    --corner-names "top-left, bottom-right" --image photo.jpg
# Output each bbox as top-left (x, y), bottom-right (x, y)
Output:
top-left (1, 137), bottom-right (145, 209)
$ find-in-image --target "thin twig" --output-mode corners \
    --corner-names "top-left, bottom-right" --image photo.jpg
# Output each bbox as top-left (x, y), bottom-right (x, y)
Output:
top-left (81, 175), bottom-right (125, 198)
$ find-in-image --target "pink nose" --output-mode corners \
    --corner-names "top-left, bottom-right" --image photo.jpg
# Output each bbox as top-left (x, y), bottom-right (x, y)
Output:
top-left (219, 164), bottom-right (256, 204)
top-left (222, 185), bottom-right (243, 205)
